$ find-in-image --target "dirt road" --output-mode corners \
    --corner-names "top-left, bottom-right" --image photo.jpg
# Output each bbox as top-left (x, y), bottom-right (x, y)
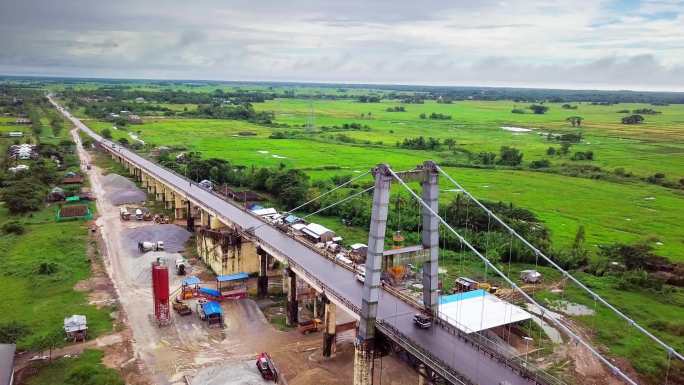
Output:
top-left (72, 128), bottom-right (418, 385)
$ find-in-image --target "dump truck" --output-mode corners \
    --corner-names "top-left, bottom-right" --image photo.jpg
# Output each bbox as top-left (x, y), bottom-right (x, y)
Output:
top-left (138, 241), bottom-right (164, 252)
top-left (135, 208), bottom-right (144, 220)
top-left (119, 207), bottom-right (130, 220)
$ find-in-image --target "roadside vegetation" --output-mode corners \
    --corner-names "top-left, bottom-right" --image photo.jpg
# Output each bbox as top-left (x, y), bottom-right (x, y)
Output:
top-left (0, 86), bottom-right (121, 384)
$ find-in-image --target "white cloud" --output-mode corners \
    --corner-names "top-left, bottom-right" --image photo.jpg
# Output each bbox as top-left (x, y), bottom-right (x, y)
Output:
top-left (0, 0), bottom-right (682, 90)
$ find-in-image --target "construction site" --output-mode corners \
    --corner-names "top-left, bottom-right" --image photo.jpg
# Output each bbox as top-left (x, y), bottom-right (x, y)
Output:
top-left (72, 128), bottom-right (420, 385)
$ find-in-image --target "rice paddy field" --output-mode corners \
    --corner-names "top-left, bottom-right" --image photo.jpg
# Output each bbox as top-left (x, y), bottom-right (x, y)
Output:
top-left (81, 98), bottom-right (684, 263)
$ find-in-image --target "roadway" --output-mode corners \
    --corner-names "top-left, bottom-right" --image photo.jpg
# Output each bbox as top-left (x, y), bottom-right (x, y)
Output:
top-left (51, 96), bottom-right (536, 385)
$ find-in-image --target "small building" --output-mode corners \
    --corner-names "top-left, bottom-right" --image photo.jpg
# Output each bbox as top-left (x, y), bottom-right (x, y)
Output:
top-left (301, 223), bottom-right (336, 243)
top-left (64, 314), bottom-right (87, 342)
top-left (135, 97), bottom-right (145, 103)
top-left (47, 187), bottom-right (66, 202)
top-left (520, 270), bottom-right (542, 283)
top-left (128, 114), bottom-right (143, 124)
top-left (0, 344), bottom-right (15, 385)
top-left (453, 277), bottom-right (479, 293)
top-left (62, 174), bottom-right (84, 185)
top-left (439, 290), bottom-right (531, 335)
top-left (349, 243), bottom-right (368, 259)
top-left (14, 118), bottom-right (31, 125)
top-left (8, 132), bottom-right (23, 137)
top-left (252, 207), bottom-right (277, 217)
top-left (291, 223), bottom-right (307, 232)
top-left (284, 215), bottom-right (301, 225)
top-left (216, 272), bottom-right (249, 299)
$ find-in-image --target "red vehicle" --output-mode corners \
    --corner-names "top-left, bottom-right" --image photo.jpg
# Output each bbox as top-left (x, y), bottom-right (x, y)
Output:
top-left (256, 352), bottom-right (278, 381)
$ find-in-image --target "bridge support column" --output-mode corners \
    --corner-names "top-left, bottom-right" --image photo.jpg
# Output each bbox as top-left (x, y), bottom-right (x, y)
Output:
top-left (322, 295), bottom-right (336, 358)
top-left (285, 267), bottom-right (298, 326)
top-left (421, 161), bottom-right (439, 314)
top-left (174, 195), bottom-right (186, 220)
top-left (257, 248), bottom-right (268, 298)
top-left (141, 173), bottom-right (148, 188)
top-left (418, 364), bottom-right (428, 385)
top-left (186, 201), bottom-right (195, 231)
top-left (355, 164), bottom-right (392, 385)
top-left (353, 340), bottom-right (374, 385)
top-left (165, 190), bottom-right (175, 210)
top-left (155, 183), bottom-right (164, 202)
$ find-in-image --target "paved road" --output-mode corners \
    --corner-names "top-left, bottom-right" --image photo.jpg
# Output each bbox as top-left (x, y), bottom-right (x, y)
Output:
top-left (52, 97), bottom-right (536, 385)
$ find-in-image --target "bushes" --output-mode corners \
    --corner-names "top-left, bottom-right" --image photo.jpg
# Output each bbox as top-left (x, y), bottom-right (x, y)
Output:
top-left (497, 146), bottom-right (523, 166)
top-left (529, 159), bottom-right (551, 169)
top-left (0, 321), bottom-right (29, 344)
top-left (2, 180), bottom-right (46, 214)
top-left (2, 221), bottom-right (25, 235)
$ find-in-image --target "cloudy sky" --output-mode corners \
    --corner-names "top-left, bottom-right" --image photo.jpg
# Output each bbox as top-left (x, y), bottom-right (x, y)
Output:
top-left (1, 0), bottom-right (683, 91)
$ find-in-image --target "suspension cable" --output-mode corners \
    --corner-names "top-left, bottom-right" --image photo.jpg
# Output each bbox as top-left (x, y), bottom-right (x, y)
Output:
top-left (435, 164), bottom-right (684, 362)
top-left (288, 170), bottom-right (370, 215)
top-left (388, 166), bottom-right (639, 385)
top-left (301, 186), bottom-right (374, 220)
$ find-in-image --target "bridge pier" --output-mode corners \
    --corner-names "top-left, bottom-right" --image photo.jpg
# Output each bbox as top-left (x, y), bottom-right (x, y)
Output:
top-left (186, 201), bottom-right (195, 231)
top-left (174, 195), bottom-right (186, 219)
top-left (322, 295), bottom-right (336, 358)
top-left (355, 164), bottom-right (392, 385)
top-left (285, 267), bottom-right (298, 326)
top-left (155, 182), bottom-right (164, 202)
top-left (257, 247), bottom-right (268, 298)
top-left (353, 340), bottom-right (375, 385)
top-left (421, 161), bottom-right (439, 314)
top-left (418, 364), bottom-right (428, 385)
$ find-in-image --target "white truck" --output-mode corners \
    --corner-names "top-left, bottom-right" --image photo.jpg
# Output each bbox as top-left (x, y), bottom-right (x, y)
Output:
top-left (175, 257), bottom-right (188, 275)
top-left (138, 241), bottom-right (164, 252)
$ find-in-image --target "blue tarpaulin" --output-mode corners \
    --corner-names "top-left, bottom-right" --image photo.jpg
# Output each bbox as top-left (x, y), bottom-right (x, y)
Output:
top-left (439, 289), bottom-right (486, 305)
top-left (217, 272), bottom-right (249, 282)
top-left (183, 276), bottom-right (200, 286)
top-left (200, 287), bottom-right (221, 297)
top-left (202, 301), bottom-right (223, 316)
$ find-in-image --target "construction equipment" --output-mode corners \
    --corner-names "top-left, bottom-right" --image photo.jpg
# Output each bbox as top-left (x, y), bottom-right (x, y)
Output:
top-left (172, 298), bottom-right (192, 316)
top-left (297, 318), bottom-right (321, 334)
top-left (175, 257), bottom-right (188, 275)
top-left (256, 352), bottom-right (278, 381)
top-left (138, 241), bottom-right (164, 252)
top-left (119, 207), bottom-right (130, 220)
top-left (135, 208), bottom-right (144, 220)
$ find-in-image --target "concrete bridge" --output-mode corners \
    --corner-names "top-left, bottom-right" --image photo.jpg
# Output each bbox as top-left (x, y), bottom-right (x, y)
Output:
top-left (52, 97), bottom-right (555, 385)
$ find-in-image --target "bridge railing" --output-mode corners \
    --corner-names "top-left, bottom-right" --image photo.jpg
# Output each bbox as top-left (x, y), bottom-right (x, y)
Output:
top-left (433, 314), bottom-right (566, 385)
top-left (87, 126), bottom-right (565, 385)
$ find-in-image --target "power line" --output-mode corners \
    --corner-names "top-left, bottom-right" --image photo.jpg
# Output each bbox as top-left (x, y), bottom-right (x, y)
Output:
top-left (388, 166), bottom-right (640, 385)
top-left (435, 163), bottom-right (684, 363)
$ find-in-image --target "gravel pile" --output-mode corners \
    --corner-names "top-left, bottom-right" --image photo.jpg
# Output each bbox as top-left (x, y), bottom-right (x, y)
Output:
top-left (102, 173), bottom-right (147, 205)
top-left (121, 224), bottom-right (191, 255)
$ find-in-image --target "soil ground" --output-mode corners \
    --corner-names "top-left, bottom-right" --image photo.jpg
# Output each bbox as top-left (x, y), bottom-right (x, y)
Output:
top-left (73, 128), bottom-right (419, 384)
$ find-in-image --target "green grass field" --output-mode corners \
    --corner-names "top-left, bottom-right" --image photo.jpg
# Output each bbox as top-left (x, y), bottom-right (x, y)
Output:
top-left (83, 100), bottom-right (684, 262)
top-left (24, 349), bottom-right (123, 385)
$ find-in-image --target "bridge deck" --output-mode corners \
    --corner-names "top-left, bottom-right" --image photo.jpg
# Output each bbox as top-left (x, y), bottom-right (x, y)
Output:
top-left (54, 97), bottom-right (537, 385)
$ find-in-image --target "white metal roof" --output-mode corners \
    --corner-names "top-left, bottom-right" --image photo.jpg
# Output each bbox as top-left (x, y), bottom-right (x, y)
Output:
top-left (350, 243), bottom-right (367, 250)
top-left (64, 315), bottom-right (87, 333)
top-left (438, 290), bottom-right (531, 334)
top-left (303, 223), bottom-right (334, 237)
top-left (252, 207), bottom-right (277, 216)
top-left (291, 223), bottom-right (306, 231)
